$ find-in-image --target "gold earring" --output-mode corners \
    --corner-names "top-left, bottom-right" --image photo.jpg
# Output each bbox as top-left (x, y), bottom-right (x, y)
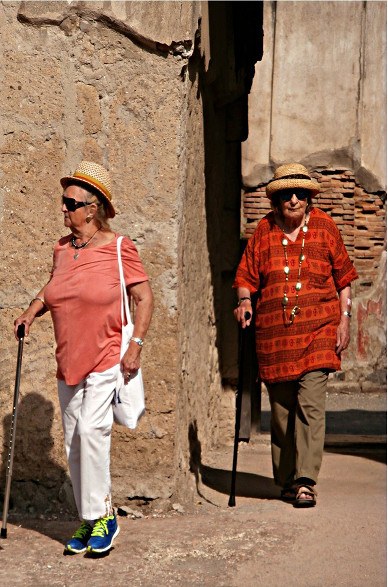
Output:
top-left (86, 215), bottom-right (92, 223)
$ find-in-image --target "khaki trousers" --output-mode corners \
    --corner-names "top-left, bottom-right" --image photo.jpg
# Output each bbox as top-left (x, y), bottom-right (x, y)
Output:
top-left (58, 364), bottom-right (119, 521)
top-left (266, 370), bottom-right (328, 488)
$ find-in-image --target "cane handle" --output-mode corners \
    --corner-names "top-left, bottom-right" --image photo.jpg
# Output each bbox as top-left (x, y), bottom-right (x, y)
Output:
top-left (17, 324), bottom-right (25, 340)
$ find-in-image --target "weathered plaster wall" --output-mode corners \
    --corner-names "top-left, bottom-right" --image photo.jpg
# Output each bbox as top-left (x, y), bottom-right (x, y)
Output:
top-left (241, 1), bottom-right (386, 391)
top-left (243, 1), bottom-right (386, 192)
top-left (174, 59), bottom-right (224, 501)
top-left (0, 0), bottom-right (202, 513)
top-left (174, 1), bottom-right (263, 500)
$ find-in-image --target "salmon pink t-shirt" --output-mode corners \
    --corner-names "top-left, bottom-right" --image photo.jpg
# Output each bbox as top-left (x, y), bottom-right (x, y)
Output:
top-left (44, 234), bottom-right (148, 385)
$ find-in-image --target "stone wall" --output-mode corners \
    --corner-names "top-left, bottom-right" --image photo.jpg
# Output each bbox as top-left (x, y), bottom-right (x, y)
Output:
top-left (0, 0), bottom-right (262, 515)
top-left (174, 1), bottom-right (263, 501)
top-left (243, 1), bottom-right (386, 193)
top-left (0, 0), bottom-right (202, 514)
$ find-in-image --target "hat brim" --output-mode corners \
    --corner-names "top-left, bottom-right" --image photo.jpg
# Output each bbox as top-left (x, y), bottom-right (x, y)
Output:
top-left (60, 176), bottom-right (115, 218)
top-left (266, 178), bottom-right (320, 198)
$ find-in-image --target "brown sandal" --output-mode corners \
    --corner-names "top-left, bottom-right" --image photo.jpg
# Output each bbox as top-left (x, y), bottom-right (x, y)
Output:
top-left (294, 484), bottom-right (317, 508)
top-left (280, 485), bottom-right (297, 502)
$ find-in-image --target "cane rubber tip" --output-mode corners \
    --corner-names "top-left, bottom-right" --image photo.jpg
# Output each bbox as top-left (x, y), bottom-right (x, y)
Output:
top-left (1, 528), bottom-right (7, 539)
top-left (228, 497), bottom-right (236, 507)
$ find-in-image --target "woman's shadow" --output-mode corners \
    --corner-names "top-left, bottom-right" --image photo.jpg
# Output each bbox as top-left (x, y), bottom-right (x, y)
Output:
top-left (0, 392), bottom-right (77, 543)
top-left (189, 421), bottom-right (279, 501)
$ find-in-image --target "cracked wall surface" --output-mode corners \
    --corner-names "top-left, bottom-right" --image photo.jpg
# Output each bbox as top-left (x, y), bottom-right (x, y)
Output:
top-left (0, 0), bottom-right (263, 514)
top-left (0, 0), bottom-right (203, 514)
top-left (243, 1), bottom-right (386, 192)
top-left (18, 0), bottom-right (199, 54)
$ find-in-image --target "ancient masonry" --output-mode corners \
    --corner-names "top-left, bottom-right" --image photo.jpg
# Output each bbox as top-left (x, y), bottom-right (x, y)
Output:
top-left (242, 170), bottom-right (386, 296)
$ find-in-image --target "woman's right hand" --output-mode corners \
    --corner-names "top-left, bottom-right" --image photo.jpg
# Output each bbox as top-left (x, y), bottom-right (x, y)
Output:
top-left (13, 310), bottom-right (35, 340)
top-left (233, 299), bottom-right (253, 328)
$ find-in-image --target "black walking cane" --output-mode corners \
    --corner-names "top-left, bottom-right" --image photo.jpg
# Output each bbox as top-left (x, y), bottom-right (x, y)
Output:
top-left (228, 311), bottom-right (252, 507)
top-left (1, 323), bottom-right (25, 539)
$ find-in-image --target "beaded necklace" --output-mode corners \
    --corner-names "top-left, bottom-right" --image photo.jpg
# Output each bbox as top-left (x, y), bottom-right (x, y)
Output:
top-left (281, 217), bottom-right (308, 325)
top-left (71, 228), bottom-right (101, 260)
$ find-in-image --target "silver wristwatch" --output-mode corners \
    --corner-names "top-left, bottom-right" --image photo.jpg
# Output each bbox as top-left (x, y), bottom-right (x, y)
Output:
top-left (130, 337), bottom-right (144, 346)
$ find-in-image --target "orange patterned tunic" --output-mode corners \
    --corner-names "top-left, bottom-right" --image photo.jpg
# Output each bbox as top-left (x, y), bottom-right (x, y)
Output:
top-left (233, 208), bottom-right (358, 383)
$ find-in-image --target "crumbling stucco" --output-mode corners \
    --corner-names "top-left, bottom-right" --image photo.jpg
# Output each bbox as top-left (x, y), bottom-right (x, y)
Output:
top-left (242, 1), bottom-right (386, 194)
top-left (0, 0), bottom-right (203, 512)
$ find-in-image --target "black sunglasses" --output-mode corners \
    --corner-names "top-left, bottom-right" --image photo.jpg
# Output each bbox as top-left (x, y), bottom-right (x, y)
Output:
top-left (62, 196), bottom-right (90, 212)
top-left (277, 188), bottom-right (310, 202)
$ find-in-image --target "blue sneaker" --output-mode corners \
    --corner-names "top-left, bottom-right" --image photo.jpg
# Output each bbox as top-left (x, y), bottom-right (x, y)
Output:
top-left (87, 514), bottom-right (120, 553)
top-left (65, 521), bottom-right (93, 554)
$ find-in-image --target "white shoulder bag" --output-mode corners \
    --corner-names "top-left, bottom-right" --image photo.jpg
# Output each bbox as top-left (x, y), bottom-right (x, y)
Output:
top-left (112, 236), bottom-right (145, 429)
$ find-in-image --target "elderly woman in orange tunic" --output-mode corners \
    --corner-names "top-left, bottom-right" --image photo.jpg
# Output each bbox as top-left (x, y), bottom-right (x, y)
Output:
top-left (233, 163), bottom-right (358, 507)
top-left (14, 161), bottom-right (153, 553)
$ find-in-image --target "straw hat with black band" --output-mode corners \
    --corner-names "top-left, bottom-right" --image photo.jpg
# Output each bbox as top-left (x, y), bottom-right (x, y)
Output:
top-left (266, 163), bottom-right (320, 198)
top-left (60, 161), bottom-right (115, 218)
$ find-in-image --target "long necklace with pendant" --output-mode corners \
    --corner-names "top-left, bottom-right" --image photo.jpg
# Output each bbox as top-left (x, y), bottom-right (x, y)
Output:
top-left (71, 228), bottom-right (101, 260)
top-left (281, 219), bottom-right (308, 325)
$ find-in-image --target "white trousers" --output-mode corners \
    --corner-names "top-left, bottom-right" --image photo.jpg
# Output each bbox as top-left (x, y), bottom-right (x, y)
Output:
top-left (58, 364), bottom-right (119, 521)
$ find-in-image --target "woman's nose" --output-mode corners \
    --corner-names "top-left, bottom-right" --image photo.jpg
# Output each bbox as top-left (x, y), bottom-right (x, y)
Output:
top-left (290, 193), bottom-right (299, 203)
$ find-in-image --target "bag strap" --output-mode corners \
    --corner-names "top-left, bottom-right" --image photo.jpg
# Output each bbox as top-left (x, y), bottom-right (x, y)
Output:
top-left (117, 236), bottom-right (133, 327)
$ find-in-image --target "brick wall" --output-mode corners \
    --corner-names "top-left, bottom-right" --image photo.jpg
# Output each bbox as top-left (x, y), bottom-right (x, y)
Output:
top-left (242, 169), bottom-right (386, 296)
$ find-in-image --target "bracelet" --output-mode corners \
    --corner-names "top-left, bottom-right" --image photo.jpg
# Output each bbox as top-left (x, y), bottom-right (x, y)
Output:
top-left (343, 311), bottom-right (351, 318)
top-left (238, 297), bottom-right (251, 306)
top-left (29, 296), bottom-right (46, 307)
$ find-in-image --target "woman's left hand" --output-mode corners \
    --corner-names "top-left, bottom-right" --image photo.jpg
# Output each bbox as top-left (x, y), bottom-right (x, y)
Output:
top-left (336, 317), bottom-right (350, 355)
top-left (121, 342), bottom-right (142, 380)
top-left (120, 281), bottom-right (153, 381)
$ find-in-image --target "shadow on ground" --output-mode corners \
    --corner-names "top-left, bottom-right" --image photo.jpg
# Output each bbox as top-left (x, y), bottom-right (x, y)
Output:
top-left (324, 445), bottom-right (387, 464)
top-left (1, 393), bottom-right (76, 545)
top-left (200, 464), bottom-right (278, 500)
top-left (190, 403), bottom-right (387, 502)
top-left (262, 408), bottom-right (387, 464)
top-left (260, 409), bottom-right (387, 436)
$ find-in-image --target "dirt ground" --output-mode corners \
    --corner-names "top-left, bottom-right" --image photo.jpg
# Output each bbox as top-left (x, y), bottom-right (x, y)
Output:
top-left (0, 392), bottom-right (386, 587)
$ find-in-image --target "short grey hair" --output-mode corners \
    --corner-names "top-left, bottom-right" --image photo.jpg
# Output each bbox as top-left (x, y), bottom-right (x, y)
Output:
top-left (83, 187), bottom-right (111, 230)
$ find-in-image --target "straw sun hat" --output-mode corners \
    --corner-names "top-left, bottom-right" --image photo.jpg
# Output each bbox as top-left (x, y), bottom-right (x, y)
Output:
top-left (60, 160), bottom-right (115, 218)
top-left (266, 163), bottom-right (319, 198)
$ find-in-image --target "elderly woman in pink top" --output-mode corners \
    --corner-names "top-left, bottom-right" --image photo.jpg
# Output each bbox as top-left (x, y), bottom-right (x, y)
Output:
top-left (14, 161), bottom-right (153, 555)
